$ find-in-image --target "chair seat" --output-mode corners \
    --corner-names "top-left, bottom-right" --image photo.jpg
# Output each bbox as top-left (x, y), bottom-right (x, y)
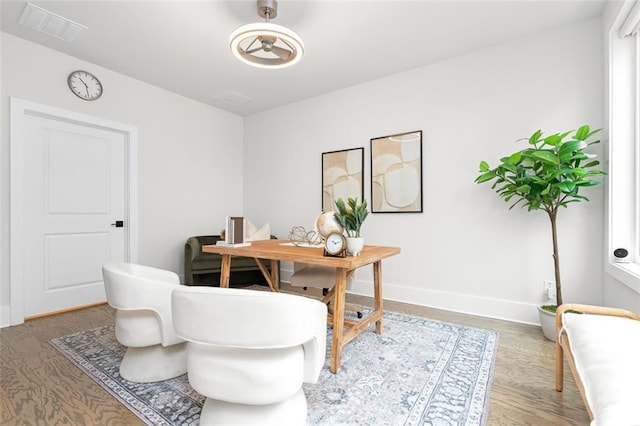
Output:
top-left (290, 263), bottom-right (362, 318)
top-left (290, 265), bottom-right (350, 288)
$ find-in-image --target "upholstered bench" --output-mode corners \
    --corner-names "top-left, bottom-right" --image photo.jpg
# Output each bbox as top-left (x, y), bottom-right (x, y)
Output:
top-left (555, 303), bottom-right (640, 426)
top-left (184, 235), bottom-right (278, 286)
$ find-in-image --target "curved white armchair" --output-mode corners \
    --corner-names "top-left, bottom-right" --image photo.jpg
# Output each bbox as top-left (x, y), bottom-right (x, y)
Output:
top-left (102, 262), bottom-right (187, 383)
top-left (172, 286), bottom-right (328, 426)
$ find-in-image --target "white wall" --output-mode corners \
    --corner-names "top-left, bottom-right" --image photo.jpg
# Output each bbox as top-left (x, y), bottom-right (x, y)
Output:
top-left (243, 18), bottom-right (605, 324)
top-left (0, 33), bottom-right (244, 325)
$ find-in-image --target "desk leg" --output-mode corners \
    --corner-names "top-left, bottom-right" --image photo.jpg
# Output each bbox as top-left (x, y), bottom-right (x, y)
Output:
top-left (254, 259), bottom-right (280, 292)
top-left (270, 260), bottom-right (280, 291)
top-left (219, 254), bottom-right (231, 288)
top-left (373, 260), bottom-right (383, 334)
top-left (330, 267), bottom-right (347, 374)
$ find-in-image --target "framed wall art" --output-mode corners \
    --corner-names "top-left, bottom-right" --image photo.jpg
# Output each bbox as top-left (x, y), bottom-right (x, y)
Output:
top-left (322, 147), bottom-right (364, 212)
top-left (370, 130), bottom-right (423, 213)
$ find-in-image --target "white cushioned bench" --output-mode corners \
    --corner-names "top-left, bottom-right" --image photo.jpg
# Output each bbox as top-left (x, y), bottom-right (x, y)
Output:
top-left (555, 304), bottom-right (640, 426)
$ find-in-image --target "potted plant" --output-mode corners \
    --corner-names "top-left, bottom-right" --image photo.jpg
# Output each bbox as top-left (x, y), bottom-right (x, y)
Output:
top-left (334, 197), bottom-right (369, 256)
top-left (475, 124), bottom-right (605, 340)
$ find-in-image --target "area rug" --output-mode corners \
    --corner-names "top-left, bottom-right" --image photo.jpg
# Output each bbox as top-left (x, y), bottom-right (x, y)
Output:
top-left (49, 311), bottom-right (498, 425)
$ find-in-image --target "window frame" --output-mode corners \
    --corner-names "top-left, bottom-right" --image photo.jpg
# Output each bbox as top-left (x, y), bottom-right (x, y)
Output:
top-left (606, 1), bottom-right (640, 293)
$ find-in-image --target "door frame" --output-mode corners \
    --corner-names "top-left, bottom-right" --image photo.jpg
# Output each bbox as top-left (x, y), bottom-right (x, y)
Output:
top-left (10, 97), bottom-right (138, 325)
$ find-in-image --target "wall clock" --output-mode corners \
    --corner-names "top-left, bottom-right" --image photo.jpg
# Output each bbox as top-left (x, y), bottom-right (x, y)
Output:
top-left (323, 232), bottom-right (346, 257)
top-left (67, 70), bottom-right (103, 101)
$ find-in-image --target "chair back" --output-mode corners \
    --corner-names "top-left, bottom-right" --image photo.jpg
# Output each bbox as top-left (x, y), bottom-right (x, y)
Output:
top-left (172, 286), bottom-right (328, 382)
top-left (102, 262), bottom-right (182, 345)
top-left (291, 263), bottom-right (354, 289)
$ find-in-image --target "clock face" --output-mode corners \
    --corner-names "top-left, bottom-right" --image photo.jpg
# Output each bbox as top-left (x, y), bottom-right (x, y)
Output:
top-left (325, 232), bottom-right (345, 255)
top-left (68, 70), bottom-right (103, 101)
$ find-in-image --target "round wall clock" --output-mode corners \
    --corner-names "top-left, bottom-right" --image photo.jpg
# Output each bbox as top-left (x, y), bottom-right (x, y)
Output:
top-left (324, 232), bottom-right (346, 257)
top-left (67, 70), bottom-right (103, 101)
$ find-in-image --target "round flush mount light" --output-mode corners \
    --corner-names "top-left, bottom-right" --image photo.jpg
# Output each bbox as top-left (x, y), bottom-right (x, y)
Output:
top-left (229, 0), bottom-right (304, 69)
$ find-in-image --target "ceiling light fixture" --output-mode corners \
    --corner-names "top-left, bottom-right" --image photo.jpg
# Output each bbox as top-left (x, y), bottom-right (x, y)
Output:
top-left (229, 0), bottom-right (304, 69)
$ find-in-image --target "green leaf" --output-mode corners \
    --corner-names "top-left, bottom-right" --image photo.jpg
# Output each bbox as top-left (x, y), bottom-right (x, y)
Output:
top-left (575, 180), bottom-right (601, 187)
top-left (560, 200), bottom-right (580, 207)
top-left (543, 134), bottom-right (562, 146)
top-left (575, 125), bottom-right (590, 140)
top-left (475, 171), bottom-right (496, 184)
top-left (528, 129), bottom-right (543, 145)
top-left (571, 168), bottom-right (587, 177)
top-left (585, 169), bottom-right (606, 176)
top-left (508, 152), bottom-right (522, 164)
top-left (479, 160), bottom-right (490, 172)
top-left (499, 163), bottom-right (518, 174)
top-left (559, 130), bottom-right (573, 140)
top-left (583, 160), bottom-right (600, 168)
top-left (528, 150), bottom-right (558, 165)
top-left (508, 198), bottom-right (526, 210)
top-left (585, 128), bottom-right (602, 139)
top-left (571, 194), bottom-right (590, 201)
top-left (558, 140), bottom-right (582, 156)
top-left (555, 181), bottom-right (576, 193)
top-left (529, 199), bottom-right (542, 210)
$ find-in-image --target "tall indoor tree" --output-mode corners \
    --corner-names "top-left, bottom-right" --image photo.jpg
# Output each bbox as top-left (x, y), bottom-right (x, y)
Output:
top-left (475, 125), bottom-right (605, 309)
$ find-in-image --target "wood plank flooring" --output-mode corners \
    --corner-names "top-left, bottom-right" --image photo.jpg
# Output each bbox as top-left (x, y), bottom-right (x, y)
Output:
top-left (1, 285), bottom-right (590, 425)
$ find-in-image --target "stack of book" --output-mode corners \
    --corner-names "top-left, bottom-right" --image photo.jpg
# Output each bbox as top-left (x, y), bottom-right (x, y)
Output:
top-left (217, 216), bottom-right (251, 247)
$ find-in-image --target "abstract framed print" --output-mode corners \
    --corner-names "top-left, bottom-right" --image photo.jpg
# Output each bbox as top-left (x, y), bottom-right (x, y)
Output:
top-left (371, 130), bottom-right (423, 213)
top-left (322, 147), bottom-right (364, 212)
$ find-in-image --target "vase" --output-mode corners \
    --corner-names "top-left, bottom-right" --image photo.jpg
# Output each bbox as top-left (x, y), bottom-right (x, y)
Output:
top-left (537, 305), bottom-right (557, 342)
top-left (346, 237), bottom-right (364, 257)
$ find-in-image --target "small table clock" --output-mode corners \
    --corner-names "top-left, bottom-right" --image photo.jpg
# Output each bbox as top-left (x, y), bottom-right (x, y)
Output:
top-left (323, 232), bottom-right (347, 257)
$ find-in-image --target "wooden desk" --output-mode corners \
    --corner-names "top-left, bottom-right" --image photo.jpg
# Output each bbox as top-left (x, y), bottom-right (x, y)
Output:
top-left (202, 239), bottom-right (401, 373)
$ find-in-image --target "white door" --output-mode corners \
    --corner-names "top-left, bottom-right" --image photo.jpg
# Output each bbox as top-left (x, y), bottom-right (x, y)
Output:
top-left (22, 114), bottom-right (126, 317)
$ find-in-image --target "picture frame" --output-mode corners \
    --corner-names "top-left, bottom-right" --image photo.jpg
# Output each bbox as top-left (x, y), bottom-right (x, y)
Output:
top-left (322, 147), bottom-right (364, 212)
top-left (370, 130), bottom-right (423, 213)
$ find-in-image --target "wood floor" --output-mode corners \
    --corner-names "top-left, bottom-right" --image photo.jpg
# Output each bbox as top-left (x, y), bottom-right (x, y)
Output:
top-left (1, 284), bottom-right (590, 425)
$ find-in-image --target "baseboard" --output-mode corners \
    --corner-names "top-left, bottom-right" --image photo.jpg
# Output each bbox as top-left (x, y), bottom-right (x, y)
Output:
top-left (351, 280), bottom-right (540, 325)
top-left (280, 268), bottom-right (540, 325)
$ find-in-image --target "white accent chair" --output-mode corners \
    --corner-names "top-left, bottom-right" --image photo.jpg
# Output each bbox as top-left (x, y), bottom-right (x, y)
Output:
top-left (172, 286), bottom-right (328, 426)
top-left (102, 262), bottom-right (187, 383)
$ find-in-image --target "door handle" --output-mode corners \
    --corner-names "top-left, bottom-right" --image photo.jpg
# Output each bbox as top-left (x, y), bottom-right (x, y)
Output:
top-left (111, 220), bottom-right (124, 228)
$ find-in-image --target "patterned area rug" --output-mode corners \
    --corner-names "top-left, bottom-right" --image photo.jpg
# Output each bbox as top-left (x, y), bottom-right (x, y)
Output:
top-left (50, 311), bottom-right (498, 425)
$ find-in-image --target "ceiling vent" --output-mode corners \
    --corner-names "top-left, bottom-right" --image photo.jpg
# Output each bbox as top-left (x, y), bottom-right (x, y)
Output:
top-left (18, 3), bottom-right (87, 43)
top-left (214, 90), bottom-right (253, 107)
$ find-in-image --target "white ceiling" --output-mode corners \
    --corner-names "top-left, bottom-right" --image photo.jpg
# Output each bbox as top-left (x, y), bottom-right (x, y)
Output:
top-left (1, 0), bottom-right (607, 116)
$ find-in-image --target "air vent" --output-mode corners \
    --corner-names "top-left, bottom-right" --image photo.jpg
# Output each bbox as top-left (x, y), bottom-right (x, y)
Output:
top-left (18, 3), bottom-right (87, 43)
top-left (214, 90), bottom-right (252, 107)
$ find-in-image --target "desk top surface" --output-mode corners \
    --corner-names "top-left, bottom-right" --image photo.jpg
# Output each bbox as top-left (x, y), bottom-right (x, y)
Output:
top-left (202, 239), bottom-right (400, 269)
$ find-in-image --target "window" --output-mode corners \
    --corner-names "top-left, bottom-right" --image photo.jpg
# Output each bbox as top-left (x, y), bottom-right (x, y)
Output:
top-left (607, 0), bottom-right (640, 293)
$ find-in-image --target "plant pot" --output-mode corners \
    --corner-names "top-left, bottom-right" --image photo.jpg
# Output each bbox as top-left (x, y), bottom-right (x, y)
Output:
top-left (537, 305), bottom-right (557, 342)
top-left (346, 237), bottom-right (364, 257)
